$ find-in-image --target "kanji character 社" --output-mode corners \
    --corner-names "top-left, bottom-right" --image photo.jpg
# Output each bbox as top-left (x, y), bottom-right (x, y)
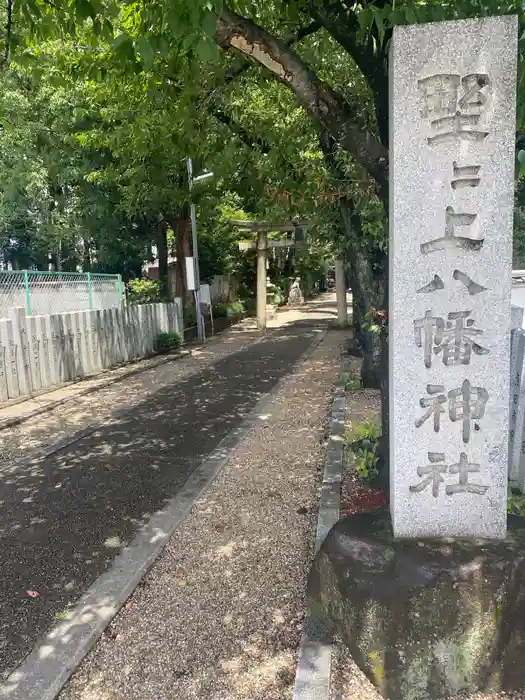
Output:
top-left (409, 452), bottom-right (447, 498)
top-left (445, 453), bottom-right (489, 495)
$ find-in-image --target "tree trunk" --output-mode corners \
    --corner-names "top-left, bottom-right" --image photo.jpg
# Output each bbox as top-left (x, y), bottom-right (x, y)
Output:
top-left (156, 219), bottom-right (169, 299)
top-left (83, 238), bottom-right (91, 271)
top-left (166, 208), bottom-right (191, 301)
top-left (346, 246), bottom-right (386, 389)
top-left (338, 197), bottom-right (389, 489)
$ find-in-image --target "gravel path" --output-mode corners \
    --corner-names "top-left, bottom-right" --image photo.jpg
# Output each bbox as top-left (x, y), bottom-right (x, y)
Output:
top-left (59, 328), bottom-right (348, 700)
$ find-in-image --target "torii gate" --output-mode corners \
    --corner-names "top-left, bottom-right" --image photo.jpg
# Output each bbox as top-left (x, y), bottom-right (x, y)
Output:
top-left (229, 220), bottom-right (309, 330)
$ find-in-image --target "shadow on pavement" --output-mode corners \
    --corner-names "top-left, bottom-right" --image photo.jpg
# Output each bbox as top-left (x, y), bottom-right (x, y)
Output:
top-left (0, 320), bottom-right (326, 680)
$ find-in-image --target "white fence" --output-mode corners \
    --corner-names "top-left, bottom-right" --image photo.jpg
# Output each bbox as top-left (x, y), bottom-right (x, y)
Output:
top-left (0, 301), bottom-right (183, 402)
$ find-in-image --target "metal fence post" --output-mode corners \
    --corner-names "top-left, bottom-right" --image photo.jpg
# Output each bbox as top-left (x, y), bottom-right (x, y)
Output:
top-left (117, 274), bottom-right (124, 306)
top-left (87, 272), bottom-right (93, 311)
top-left (23, 270), bottom-right (32, 316)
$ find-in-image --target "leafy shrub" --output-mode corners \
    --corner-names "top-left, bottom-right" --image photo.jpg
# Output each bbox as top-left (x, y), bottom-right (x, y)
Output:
top-left (343, 373), bottom-right (362, 392)
top-left (353, 442), bottom-right (379, 481)
top-left (213, 302), bottom-right (228, 318)
top-left (344, 418), bottom-right (381, 481)
top-left (226, 300), bottom-right (245, 317)
top-left (183, 305), bottom-right (197, 329)
top-left (155, 332), bottom-right (182, 354)
top-left (213, 300), bottom-right (245, 319)
top-left (508, 490), bottom-right (525, 515)
top-left (127, 278), bottom-right (162, 305)
top-left (273, 290), bottom-right (284, 306)
top-left (345, 418), bottom-right (381, 444)
top-left (244, 297), bottom-right (256, 315)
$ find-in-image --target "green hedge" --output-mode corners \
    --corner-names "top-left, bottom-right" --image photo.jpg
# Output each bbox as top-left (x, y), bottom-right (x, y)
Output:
top-left (155, 332), bottom-right (182, 354)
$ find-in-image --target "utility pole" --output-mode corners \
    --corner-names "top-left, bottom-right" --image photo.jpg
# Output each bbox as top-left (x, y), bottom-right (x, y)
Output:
top-left (186, 157), bottom-right (213, 343)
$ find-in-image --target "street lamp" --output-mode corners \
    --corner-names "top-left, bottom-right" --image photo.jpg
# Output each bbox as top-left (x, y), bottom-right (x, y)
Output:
top-left (186, 157), bottom-right (214, 343)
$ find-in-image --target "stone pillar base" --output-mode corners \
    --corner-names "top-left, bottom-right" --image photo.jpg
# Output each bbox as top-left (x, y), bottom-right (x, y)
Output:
top-left (308, 507), bottom-right (525, 700)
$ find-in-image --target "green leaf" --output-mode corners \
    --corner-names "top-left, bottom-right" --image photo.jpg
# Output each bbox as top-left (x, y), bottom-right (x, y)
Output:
top-left (405, 6), bottom-right (418, 25)
top-left (357, 7), bottom-right (373, 40)
top-left (112, 33), bottom-right (130, 50)
top-left (195, 37), bottom-right (218, 63)
top-left (167, 8), bottom-right (179, 34)
top-left (372, 7), bottom-right (386, 45)
top-left (135, 36), bottom-right (155, 70)
top-left (75, 0), bottom-right (96, 21)
top-left (202, 11), bottom-right (217, 37)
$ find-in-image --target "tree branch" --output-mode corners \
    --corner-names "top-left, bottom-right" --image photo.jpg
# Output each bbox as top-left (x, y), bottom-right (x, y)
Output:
top-left (307, 0), bottom-right (390, 147)
top-left (210, 106), bottom-right (272, 153)
top-left (200, 18), bottom-right (322, 112)
top-left (215, 6), bottom-right (388, 188)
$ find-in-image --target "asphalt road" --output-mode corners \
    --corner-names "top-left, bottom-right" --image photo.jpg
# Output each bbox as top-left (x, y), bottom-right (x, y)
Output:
top-left (0, 320), bottom-right (325, 680)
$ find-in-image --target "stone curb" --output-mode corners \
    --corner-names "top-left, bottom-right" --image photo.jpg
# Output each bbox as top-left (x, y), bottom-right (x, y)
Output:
top-left (292, 354), bottom-right (349, 700)
top-left (0, 350), bottom-right (191, 433)
top-left (0, 327), bottom-right (327, 700)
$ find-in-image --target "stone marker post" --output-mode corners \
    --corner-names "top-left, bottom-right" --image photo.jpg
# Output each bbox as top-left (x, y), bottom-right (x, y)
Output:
top-left (390, 16), bottom-right (517, 538)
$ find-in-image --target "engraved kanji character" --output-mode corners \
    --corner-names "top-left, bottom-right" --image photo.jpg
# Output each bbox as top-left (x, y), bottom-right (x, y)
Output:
top-left (451, 162), bottom-right (481, 190)
top-left (452, 270), bottom-right (487, 296)
top-left (418, 74), bottom-right (460, 119)
top-left (410, 452), bottom-right (447, 498)
top-left (448, 379), bottom-right (489, 443)
top-left (458, 74), bottom-right (490, 114)
top-left (418, 73), bottom-right (490, 145)
top-left (421, 206), bottom-right (481, 255)
top-left (445, 452), bottom-right (489, 495)
top-left (415, 384), bottom-right (447, 431)
top-left (428, 115), bottom-right (489, 145)
top-left (416, 275), bottom-right (445, 294)
top-left (414, 310), bottom-right (444, 368)
top-left (434, 310), bottom-right (489, 366)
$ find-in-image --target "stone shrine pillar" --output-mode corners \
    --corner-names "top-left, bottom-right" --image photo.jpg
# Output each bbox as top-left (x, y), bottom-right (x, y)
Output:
top-left (389, 16), bottom-right (517, 538)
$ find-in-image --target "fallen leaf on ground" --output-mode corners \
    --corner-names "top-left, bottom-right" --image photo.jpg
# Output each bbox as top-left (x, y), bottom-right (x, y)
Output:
top-left (103, 465), bottom-right (118, 471)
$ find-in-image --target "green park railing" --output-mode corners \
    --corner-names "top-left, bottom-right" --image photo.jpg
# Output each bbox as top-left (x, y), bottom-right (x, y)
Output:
top-left (0, 270), bottom-right (124, 319)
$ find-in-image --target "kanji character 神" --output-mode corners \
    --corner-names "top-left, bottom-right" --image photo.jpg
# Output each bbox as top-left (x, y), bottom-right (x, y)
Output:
top-left (415, 380), bottom-right (488, 442)
top-left (447, 379), bottom-right (489, 443)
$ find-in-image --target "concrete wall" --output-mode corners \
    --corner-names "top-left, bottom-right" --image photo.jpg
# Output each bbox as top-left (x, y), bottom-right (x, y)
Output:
top-left (0, 301), bottom-right (183, 403)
